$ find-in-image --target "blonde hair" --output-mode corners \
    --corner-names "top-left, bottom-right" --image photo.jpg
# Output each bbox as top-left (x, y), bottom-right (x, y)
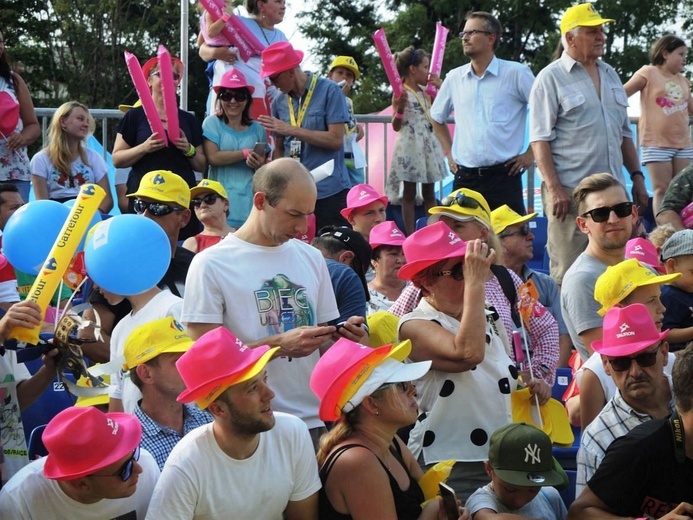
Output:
top-left (47, 101), bottom-right (94, 182)
top-left (649, 224), bottom-right (677, 249)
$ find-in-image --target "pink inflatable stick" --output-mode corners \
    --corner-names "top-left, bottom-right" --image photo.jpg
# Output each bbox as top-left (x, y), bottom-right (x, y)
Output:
top-left (372, 28), bottom-right (404, 99)
top-left (157, 45), bottom-right (180, 145)
top-left (425, 23), bottom-right (450, 98)
top-left (226, 14), bottom-right (265, 55)
top-left (124, 51), bottom-right (166, 141)
top-left (199, 0), bottom-right (255, 61)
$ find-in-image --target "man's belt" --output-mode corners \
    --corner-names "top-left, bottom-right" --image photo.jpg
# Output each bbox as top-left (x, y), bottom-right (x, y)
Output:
top-left (456, 162), bottom-right (511, 176)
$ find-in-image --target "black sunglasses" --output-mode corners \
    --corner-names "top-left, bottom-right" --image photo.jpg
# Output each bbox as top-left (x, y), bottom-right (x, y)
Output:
top-left (91, 446), bottom-right (140, 482)
top-left (581, 201), bottom-right (633, 223)
top-left (134, 198), bottom-right (184, 217)
top-left (434, 261), bottom-right (464, 281)
top-left (607, 345), bottom-right (660, 372)
top-left (192, 193), bottom-right (220, 207)
top-left (440, 192), bottom-right (489, 215)
top-left (219, 90), bottom-right (250, 102)
top-left (150, 71), bottom-right (181, 81)
top-left (500, 224), bottom-right (531, 238)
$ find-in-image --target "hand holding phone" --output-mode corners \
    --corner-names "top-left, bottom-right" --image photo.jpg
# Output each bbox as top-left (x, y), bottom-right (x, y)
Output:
top-left (253, 142), bottom-right (267, 155)
top-left (439, 483), bottom-right (459, 520)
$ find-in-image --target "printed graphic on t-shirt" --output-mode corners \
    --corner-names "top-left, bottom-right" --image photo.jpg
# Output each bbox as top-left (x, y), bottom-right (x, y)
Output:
top-left (254, 274), bottom-right (314, 334)
top-left (656, 81), bottom-right (688, 116)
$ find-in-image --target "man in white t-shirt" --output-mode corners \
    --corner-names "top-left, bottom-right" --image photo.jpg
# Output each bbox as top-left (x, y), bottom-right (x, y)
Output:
top-left (146, 327), bottom-right (321, 520)
top-left (0, 406), bottom-right (160, 518)
top-left (182, 158), bottom-right (366, 441)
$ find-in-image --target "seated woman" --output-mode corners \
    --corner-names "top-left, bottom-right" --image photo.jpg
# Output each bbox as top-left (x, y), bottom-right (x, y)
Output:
top-left (311, 336), bottom-right (469, 520)
top-left (30, 101), bottom-right (113, 212)
top-left (182, 179), bottom-right (233, 253)
top-left (397, 222), bottom-right (518, 501)
top-left (367, 220), bottom-right (407, 314)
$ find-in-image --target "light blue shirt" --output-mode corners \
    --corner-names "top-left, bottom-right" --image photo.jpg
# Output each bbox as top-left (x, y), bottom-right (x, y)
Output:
top-left (430, 56), bottom-right (535, 167)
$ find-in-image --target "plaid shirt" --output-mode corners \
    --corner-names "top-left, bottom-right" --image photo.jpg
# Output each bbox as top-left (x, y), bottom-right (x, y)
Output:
top-left (576, 378), bottom-right (675, 496)
top-left (389, 268), bottom-right (559, 384)
top-left (135, 403), bottom-right (213, 470)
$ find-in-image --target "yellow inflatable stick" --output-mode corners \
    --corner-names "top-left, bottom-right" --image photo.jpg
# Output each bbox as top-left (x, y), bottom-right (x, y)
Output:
top-left (11, 184), bottom-right (105, 344)
top-left (418, 459), bottom-right (456, 501)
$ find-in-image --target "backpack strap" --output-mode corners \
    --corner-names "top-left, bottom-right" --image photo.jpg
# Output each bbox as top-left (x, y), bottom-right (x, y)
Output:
top-left (490, 264), bottom-right (521, 328)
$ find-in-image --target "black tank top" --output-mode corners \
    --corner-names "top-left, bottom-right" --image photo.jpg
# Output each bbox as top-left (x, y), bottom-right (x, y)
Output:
top-left (318, 441), bottom-right (425, 520)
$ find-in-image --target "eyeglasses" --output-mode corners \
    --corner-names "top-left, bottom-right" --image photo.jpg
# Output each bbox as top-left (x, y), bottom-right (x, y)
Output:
top-left (459, 29), bottom-right (492, 38)
top-left (376, 381), bottom-right (412, 393)
top-left (607, 344), bottom-right (660, 372)
top-left (133, 198), bottom-right (184, 217)
top-left (500, 224), bottom-right (531, 238)
top-left (440, 192), bottom-right (489, 215)
top-left (581, 202), bottom-right (634, 223)
top-left (434, 261), bottom-right (464, 281)
top-left (218, 90), bottom-right (250, 102)
top-left (150, 71), bottom-right (181, 81)
top-left (269, 71), bottom-right (284, 83)
top-left (91, 446), bottom-right (140, 482)
top-left (192, 193), bottom-right (220, 207)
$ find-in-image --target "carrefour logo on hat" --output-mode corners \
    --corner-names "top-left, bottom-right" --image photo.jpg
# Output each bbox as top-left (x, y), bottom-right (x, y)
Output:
top-left (153, 174), bottom-right (166, 185)
top-left (171, 319), bottom-right (185, 332)
top-left (632, 245), bottom-right (644, 255)
top-left (617, 322), bottom-right (635, 338)
top-left (448, 232), bottom-right (461, 245)
top-left (358, 190), bottom-right (369, 199)
top-left (201, 180), bottom-right (210, 187)
top-left (588, 4), bottom-right (596, 13)
top-left (391, 229), bottom-right (403, 237)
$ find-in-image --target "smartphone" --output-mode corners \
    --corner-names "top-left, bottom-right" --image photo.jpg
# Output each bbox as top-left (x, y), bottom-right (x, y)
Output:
top-left (253, 142), bottom-right (266, 155)
top-left (337, 79), bottom-right (347, 87)
top-left (439, 483), bottom-right (459, 520)
top-left (335, 321), bottom-right (347, 332)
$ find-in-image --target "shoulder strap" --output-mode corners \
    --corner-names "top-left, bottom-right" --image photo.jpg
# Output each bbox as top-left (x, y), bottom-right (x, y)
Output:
top-left (320, 444), bottom-right (372, 481)
top-left (669, 412), bottom-right (686, 464)
top-left (490, 264), bottom-right (521, 328)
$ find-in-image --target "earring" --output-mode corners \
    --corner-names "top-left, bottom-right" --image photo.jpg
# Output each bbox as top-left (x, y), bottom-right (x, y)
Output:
top-left (374, 410), bottom-right (380, 416)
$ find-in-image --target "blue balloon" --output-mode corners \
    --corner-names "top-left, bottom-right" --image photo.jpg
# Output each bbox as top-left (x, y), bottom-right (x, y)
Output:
top-left (3, 200), bottom-right (71, 274)
top-left (62, 199), bottom-right (103, 251)
top-left (84, 215), bottom-right (171, 296)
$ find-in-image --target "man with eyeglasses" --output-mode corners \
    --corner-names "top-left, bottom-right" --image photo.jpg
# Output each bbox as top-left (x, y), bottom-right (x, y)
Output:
top-left (492, 204), bottom-right (572, 367)
top-left (0, 406), bottom-right (160, 518)
top-left (529, 3), bottom-right (649, 286)
top-left (575, 303), bottom-right (674, 497)
top-left (430, 11), bottom-right (535, 215)
top-left (562, 173), bottom-right (637, 362)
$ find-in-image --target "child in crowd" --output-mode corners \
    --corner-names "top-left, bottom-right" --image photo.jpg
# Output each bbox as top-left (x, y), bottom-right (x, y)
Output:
top-left (649, 222), bottom-right (677, 251)
top-left (340, 183), bottom-right (388, 242)
top-left (661, 229), bottom-right (693, 351)
top-left (466, 423), bottom-right (567, 519)
top-left (624, 35), bottom-right (693, 215)
top-left (387, 46), bottom-right (446, 235)
top-left (327, 56), bottom-right (366, 186)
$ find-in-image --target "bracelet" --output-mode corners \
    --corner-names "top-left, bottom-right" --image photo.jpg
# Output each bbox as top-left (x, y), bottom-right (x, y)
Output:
top-left (184, 144), bottom-right (196, 158)
top-left (242, 149), bottom-right (251, 159)
top-left (394, 112), bottom-right (404, 120)
top-left (630, 170), bottom-right (645, 181)
top-left (221, 13), bottom-right (230, 21)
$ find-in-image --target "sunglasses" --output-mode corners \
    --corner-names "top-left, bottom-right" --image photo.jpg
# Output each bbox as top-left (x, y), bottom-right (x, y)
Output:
top-left (500, 224), bottom-right (531, 238)
top-left (218, 90), bottom-right (250, 102)
top-left (440, 192), bottom-right (489, 215)
top-left (434, 261), bottom-right (464, 281)
top-left (133, 198), bottom-right (184, 217)
top-left (376, 381), bottom-right (412, 393)
top-left (150, 71), bottom-right (181, 81)
top-left (607, 344), bottom-right (660, 372)
top-left (581, 201), bottom-right (633, 223)
top-left (192, 193), bottom-right (220, 207)
top-left (91, 446), bottom-right (140, 482)
top-left (459, 29), bottom-right (493, 38)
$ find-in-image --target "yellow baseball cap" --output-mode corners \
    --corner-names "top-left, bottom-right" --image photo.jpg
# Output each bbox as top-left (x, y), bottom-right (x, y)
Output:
top-left (127, 170), bottom-right (191, 208)
top-left (594, 258), bottom-right (681, 316)
top-left (366, 311), bottom-right (400, 348)
top-left (329, 56), bottom-right (360, 80)
top-left (123, 316), bottom-right (194, 370)
top-left (428, 188), bottom-right (492, 229)
top-left (118, 99), bottom-right (142, 113)
top-left (491, 205), bottom-right (538, 235)
top-left (190, 179), bottom-right (229, 200)
top-left (560, 3), bottom-right (614, 34)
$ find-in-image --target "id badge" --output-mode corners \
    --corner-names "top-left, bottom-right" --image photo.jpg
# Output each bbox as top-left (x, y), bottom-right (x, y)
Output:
top-left (290, 139), bottom-right (302, 160)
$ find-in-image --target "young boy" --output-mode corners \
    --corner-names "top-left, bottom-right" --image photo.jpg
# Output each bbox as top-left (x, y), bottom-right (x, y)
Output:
top-left (328, 56), bottom-right (366, 186)
top-left (661, 229), bottom-right (693, 351)
top-left (466, 423), bottom-right (567, 519)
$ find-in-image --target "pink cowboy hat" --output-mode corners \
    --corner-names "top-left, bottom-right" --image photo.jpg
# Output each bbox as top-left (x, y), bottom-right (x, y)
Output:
top-left (625, 237), bottom-right (665, 274)
top-left (213, 68), bottom-right (255, 95)
top-left (340, 184), bottom-right (389, 220)
top-left (591, 303), bottom-right (668, 357)
top-left (398, 221), bottom-right (467, 281)
top-left (369, 221), bottom-right (406, 249)
top-left (260, 42), bottom-right (304, 79)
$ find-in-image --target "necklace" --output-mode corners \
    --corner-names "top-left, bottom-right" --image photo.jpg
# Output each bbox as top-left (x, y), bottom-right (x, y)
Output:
top-left (254, 19), bottom-right (275, 46)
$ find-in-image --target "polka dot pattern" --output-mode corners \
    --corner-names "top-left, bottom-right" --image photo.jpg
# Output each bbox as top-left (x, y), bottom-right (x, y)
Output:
top-left (470, 428), bottom-right (488, 446)
top-left (439, 380), bottom-right (455, 397)
top-left (423, 430), bottom-right (435, 447)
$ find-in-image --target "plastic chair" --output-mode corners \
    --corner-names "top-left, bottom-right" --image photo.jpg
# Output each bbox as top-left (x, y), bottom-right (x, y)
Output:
top-left (415, 217), bottom-right (428, 230)
top-left (559, 469), bottom-right (577, 509)
top-left (27, 424), bottom-right (48, 460)
top-left (526, 216), bottom-right (548, 272)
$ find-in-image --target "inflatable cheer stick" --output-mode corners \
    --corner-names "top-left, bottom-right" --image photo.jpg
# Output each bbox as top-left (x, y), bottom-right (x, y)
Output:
top-left (10, 184), bottom-right (105, 345)
top-left (124, 51), bottom-right (167, 142)
top-left (425, 23), bottom-right (449, 98)
top-left (199, 0), bottom-right (255, 61)
top-left (157, 45), bottom-right (180, 146)
top-left (372, 28), bottom-right (404, 99)
top-left (211, 0), bottom-right (265, 54)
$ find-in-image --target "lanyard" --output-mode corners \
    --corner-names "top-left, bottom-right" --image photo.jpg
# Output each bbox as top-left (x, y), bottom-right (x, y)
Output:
top-left (288, 73), bottom-right (318, 128)
top-left (403, 84), bottom-right (432, 122)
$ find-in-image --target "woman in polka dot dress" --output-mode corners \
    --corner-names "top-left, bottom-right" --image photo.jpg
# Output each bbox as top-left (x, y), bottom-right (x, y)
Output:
top-left (397, 221), bottom-right (518, 502)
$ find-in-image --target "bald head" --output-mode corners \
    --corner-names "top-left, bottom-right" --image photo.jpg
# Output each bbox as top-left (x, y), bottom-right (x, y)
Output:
top-left (253, 158), bottom-right (316, 206)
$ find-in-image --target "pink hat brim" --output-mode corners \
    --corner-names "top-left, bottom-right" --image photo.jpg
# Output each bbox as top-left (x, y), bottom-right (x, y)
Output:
top-left (592, 329), bottom-right (669, 357)
top-left (340, 195), bottom-right (389, 220)
top-left (259, 50), bottom-right (305, 79)
top-left (397, 248), bottom-right (466, 281)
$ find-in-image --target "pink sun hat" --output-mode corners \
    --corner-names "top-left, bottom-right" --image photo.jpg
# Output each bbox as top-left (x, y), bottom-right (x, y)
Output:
top-left (398, 221), bottom-right (467, 281)
top-left (260, 41), bottom-right (305, 79)
top-left (340, 183), bottom-right (389, 220)
top-left (369, 221), bottom-right (406, 249)
top-left (310, 337), bottom-right (430, 422)
top-left (625, 237), bottom-right (665, 274)
top-left (213, 67), bottom-right (255, 95)
top-left (176, 327), bottom-right (279, 409)
top-left (42, 407), bottom-right (142, 480)
top-left (591, 303), bottom-right (668, 357)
